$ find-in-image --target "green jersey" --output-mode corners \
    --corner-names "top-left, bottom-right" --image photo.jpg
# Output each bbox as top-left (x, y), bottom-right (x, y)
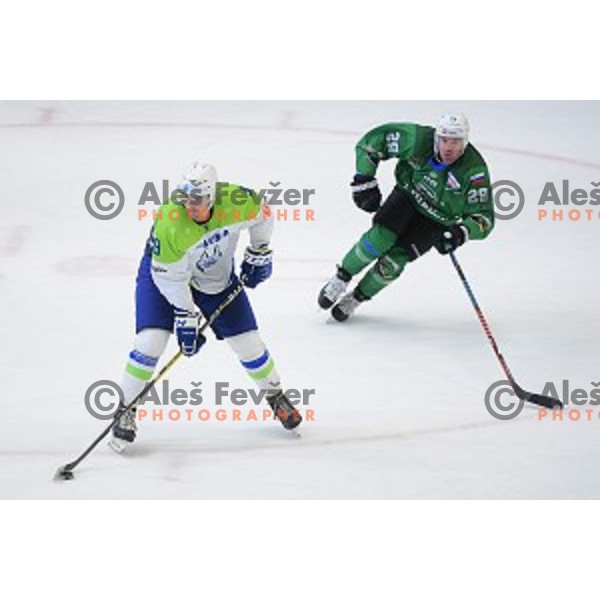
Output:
top-left (149, 182), bottom-right (272, 311)
top-left (356, 123), bottom-right (494, 240)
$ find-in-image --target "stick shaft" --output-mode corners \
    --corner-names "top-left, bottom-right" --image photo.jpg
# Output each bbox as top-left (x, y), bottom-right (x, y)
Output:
top-left (449, 252), bottom-right (515, 385)
top-left (63, 351), bottom-right (183, 471)
top-left (61, 283), bottom-right (244, 472)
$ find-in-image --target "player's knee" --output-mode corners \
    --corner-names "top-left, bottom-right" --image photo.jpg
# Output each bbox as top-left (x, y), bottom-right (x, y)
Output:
top-left (361, 225), bottom-right (397, 259)
top-left (359, 225), bottom-right (397, 259)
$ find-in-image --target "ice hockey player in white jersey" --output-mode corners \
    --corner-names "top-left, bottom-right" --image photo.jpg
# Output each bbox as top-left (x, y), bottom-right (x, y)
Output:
top-left (109, 162), bottom-right (302, 452)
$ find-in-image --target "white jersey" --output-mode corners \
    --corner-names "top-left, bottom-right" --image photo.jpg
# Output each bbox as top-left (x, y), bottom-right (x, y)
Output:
top-left (149, 183), bottom-right (273, 311)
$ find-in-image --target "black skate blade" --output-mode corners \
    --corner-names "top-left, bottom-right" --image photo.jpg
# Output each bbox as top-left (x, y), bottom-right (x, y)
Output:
top-left (54, 464), bottom-right (75, 481)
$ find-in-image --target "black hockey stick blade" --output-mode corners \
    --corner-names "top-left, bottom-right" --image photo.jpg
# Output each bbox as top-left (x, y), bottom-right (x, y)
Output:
top-left (54, 463), bottom-right (75, 481)
top-left (513, 383), bottom-right (563, 410)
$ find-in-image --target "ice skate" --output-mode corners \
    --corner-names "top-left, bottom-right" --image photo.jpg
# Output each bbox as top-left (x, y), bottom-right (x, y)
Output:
top-left (331, 289), bottom-right (367, 322)
top-left (108, 406), bottom-right (138, 453)
top-left (318, 266), bottom-right (351, 309)
top-left (266, 390), bottom-right (302, 430)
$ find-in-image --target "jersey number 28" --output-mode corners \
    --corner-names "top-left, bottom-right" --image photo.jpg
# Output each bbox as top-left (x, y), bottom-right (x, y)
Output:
top-left (467, 188), bottom-right (489, 204)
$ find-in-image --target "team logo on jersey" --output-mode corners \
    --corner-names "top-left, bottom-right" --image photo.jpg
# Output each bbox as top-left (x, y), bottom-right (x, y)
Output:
top-left (199, 229), bottom-right (230, 249)
top-left (446, 172), bottom-right (461, 189)
top-left (195, 245), bottom-right (223, 272)
top-left (193, 229), bottom-right (230, 272)
top-left (470, 172), bottom-right (486, 186)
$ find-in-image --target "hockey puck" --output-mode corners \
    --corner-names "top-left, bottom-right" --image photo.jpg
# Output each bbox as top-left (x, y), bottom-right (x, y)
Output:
top-left (54, 466), bottom-right (75, 481)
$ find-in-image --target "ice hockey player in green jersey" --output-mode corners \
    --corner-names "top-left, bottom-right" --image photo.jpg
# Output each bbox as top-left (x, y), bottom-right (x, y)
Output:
top-left (318, 113), bottom-right (494, 321)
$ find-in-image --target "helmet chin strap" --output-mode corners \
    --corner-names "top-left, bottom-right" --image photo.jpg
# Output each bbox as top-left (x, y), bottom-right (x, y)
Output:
top-left (190, 205), bottom-right (214, 225)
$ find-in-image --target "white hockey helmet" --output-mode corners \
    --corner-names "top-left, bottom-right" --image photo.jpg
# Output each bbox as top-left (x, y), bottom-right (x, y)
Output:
top-left (180, 162), bottom-right (218, 204)
top-left (434, 113), bottom-right (470, 155)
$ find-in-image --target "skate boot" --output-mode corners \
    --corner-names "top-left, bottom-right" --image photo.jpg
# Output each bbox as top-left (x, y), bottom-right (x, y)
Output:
top-left (266, 390), bottom-right (302, 430)
top-left (108, 405), bottom-right (138, 453)
top-left (318, 266), bottom-right (351, 309)
top-left (331, 288), bottom-right (369, 322)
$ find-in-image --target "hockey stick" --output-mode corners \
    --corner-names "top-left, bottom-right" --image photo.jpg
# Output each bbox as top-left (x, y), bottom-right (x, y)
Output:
top-left (54, 282), bottom-right (245, 481)
top-left (449, 251), bottom-right (562, 410)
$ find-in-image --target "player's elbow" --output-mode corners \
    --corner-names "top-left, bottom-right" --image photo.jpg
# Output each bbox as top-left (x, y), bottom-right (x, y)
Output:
top-left (466, 214), bottom-right (494, 241)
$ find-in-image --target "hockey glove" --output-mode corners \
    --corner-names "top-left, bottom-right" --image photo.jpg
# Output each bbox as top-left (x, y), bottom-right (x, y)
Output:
top-left (351, 174), bottom-right (382, 213)
top-left (241, 246), bottom-right (273, 288)
top-left (174, 308), bottom-right (206, 356)
top-left (434, 225), bottom-right (468, 255)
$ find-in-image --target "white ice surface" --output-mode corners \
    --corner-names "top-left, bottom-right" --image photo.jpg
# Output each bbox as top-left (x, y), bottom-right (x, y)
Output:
top-left (0, 101), bottom-right (598, 498)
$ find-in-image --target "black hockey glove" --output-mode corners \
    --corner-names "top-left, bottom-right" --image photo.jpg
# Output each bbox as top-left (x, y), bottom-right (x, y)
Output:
top-left (434, 225), bottom-right (468, 255)
top-left (351, 174), bottom-right (382, 213)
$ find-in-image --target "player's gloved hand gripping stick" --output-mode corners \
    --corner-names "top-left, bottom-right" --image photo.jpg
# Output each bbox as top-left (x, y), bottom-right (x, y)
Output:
top-left (434, 225), bottom-right (468, 255)
top-left (174, 308), bottom-right (206, 356)
top-left (241, 245), bottom-right (273, 288)
top-left (54, 282), bottom-right (245, 481)
top-left (172, 248), bottom-right (272, 359)
top-left (449, 251), bottom-right (563, 410)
